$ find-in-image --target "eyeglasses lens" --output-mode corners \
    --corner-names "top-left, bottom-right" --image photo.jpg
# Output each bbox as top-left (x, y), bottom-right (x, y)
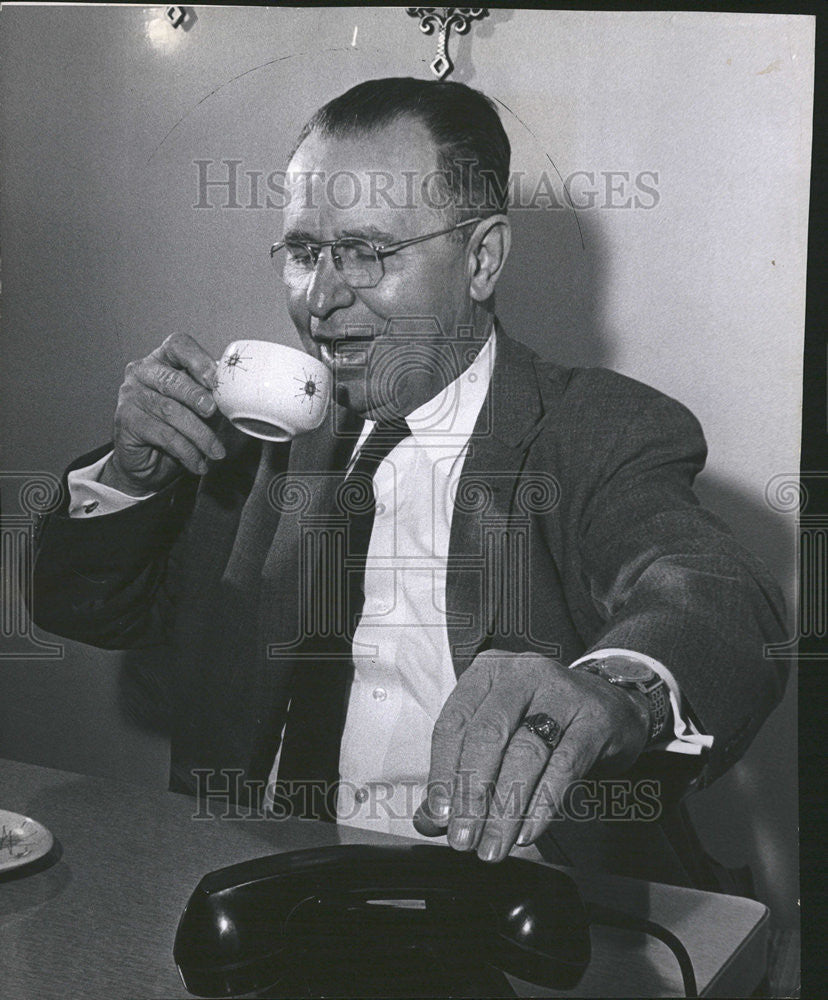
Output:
top-left (279, 241), bottom-right (382, 289)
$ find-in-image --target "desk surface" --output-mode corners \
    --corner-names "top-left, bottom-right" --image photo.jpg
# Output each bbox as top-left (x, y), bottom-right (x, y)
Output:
top-left (0, 758), bottom-right (768, 999)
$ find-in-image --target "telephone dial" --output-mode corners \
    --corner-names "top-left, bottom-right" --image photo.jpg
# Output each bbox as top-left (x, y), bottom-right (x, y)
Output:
top-left (174, 843), bottom-right (591, 998)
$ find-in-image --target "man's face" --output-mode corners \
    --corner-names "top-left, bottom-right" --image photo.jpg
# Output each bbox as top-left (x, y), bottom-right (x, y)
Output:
top-left (282, 118), bottom-right (476, 420)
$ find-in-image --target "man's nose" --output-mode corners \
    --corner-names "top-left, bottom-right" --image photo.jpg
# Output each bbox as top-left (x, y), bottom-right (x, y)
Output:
top-left (305, 251), bottom-right (355, 318)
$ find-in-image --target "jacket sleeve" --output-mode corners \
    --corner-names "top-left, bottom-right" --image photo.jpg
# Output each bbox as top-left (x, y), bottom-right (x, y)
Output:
top-left (30, 445), bottom-right (199, 650)
top-left (574, 386), bottom-right (790, 785)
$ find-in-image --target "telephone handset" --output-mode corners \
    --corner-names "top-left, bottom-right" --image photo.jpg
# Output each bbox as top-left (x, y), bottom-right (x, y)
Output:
top-left (174, 843), bottom-right (591, 998)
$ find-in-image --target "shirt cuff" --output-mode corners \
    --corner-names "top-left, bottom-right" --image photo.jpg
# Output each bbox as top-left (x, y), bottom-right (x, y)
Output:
top-left (569, 647), bottom-right (714, 755)
top-left (67, 451), bottom-right (155, 517)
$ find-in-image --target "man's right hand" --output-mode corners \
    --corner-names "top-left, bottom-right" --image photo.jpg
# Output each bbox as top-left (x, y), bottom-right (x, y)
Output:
top-left (100, 333), bottom-right (227, 496)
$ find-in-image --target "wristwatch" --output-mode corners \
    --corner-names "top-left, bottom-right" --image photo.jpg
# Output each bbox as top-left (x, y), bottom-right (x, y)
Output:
top-left (572, 655), bottom-right (672, 745)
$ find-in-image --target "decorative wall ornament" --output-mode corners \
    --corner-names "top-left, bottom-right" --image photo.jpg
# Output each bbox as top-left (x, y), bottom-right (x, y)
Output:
top-left (165, 6), bottom-right (186, 29)
top-left (406, 8), bottom-right (489, 80)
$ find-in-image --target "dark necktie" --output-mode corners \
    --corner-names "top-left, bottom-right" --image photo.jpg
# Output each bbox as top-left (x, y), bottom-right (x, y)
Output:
top-left (275, 417), bottom-right (411, 819)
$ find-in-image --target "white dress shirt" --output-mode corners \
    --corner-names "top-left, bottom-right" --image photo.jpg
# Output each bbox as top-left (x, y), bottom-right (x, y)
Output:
top-left (67, 332), bottom-right (711, 838)
top-left (334, 334), bottom-right (500, 833)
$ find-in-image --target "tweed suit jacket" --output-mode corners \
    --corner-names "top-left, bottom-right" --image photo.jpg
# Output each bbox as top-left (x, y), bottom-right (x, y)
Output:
top-left (32, 330), bottom-right (788, 875)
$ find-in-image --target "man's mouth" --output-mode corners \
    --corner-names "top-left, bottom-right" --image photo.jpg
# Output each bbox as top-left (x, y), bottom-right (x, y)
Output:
top-left (318, 341), bottom-right (369, 369)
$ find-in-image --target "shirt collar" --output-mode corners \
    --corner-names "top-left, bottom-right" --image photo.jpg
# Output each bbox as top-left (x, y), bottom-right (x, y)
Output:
top-left (404, 329), bottom-right (496, 445)
top-left (355, 326), bottom-right (496, 454)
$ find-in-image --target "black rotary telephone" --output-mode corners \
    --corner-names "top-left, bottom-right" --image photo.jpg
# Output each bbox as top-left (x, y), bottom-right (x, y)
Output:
top-left (173, 843), bottom-right (591, 998)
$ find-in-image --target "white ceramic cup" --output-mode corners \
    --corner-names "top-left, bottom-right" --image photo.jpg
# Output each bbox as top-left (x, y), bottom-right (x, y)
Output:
top-left (212, 340), bottom-right (331, 441)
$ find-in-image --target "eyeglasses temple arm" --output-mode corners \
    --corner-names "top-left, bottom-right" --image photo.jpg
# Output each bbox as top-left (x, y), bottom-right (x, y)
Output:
top-left (375, 217), bottom-right (482, 257)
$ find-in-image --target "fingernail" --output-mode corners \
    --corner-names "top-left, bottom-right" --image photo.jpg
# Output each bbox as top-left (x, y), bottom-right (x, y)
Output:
top-left (515, 827), bottom-right (533, 846)
top-left (451, 823), bottom-right (473, 849)
top-left (431, 798), bottom-right (450, 821)
top-left (478, 833), bottom-right (501, 862)
top-left (197, 394), bottom-right (215, 415)
top-left (211, 441), bottom-right (226, 460)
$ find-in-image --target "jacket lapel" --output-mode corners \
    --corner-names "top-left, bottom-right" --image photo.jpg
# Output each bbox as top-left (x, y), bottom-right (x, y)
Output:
top-left (446, 330), bottom-right (548, 674)
top-left (259, 404), bottom-right (361, 662)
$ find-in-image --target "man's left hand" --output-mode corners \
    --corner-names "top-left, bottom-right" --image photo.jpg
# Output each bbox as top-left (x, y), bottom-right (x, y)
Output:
top-left (413, 650), bottom-right (650, 861)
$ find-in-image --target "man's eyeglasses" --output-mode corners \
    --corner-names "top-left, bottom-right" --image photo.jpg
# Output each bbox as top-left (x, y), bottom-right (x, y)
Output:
top-left (270, 217), bottom-right (481, 290)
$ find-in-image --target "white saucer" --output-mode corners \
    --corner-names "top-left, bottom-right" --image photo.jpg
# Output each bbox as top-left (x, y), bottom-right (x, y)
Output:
top-left (0, 809), bottom-right (54, 873)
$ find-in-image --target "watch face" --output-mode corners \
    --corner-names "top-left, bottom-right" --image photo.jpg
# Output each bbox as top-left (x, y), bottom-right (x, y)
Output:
top-left (600, 658), bottom-right (655, 684)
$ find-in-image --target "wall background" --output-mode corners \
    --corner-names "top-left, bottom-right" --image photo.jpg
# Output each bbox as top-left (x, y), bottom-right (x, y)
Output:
top-left (0, 6), bottom-right (811, 931)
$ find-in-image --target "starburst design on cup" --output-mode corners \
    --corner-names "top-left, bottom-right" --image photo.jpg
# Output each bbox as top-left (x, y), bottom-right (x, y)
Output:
top-left (222, 346), bottom-right (251, 381)
top-left (294, 370), bottom-right (320, 412)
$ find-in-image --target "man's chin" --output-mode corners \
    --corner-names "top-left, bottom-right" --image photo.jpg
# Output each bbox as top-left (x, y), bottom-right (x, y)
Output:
top-left (333, 381), bottom-right (366, 414)
top-left (334, 383), bottom-right (353, 408)
top-left (333, 382), bottom-right (397, 423)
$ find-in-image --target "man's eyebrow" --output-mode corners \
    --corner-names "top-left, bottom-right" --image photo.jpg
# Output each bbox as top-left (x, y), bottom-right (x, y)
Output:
top-left (282, 228), bottom-right (319, 243)
top-left (281, 226), bottom-right (396, 244)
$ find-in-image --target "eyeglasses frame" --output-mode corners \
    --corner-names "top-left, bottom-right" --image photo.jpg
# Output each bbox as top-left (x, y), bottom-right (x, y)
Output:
top-left (269, 216), bottom-right (483, 289)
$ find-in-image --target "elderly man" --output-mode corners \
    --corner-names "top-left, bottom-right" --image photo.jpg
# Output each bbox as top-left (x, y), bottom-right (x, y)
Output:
top-left (32, 77), bottom-right (786, 881)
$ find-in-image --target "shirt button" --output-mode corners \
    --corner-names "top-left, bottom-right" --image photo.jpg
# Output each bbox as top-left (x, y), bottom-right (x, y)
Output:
top-left (372, 687), bottom-right (387, 701)
top-left (355, 787), bottom-right (369, 804)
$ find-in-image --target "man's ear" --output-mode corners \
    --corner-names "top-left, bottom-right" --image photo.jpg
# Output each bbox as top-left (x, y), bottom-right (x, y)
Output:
top-left (467, 215), bottom-right (511, 302)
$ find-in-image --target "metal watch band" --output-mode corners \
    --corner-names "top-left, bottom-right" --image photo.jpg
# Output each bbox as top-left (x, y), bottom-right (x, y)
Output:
top-left (644, 677), bottom-right (671, 744)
